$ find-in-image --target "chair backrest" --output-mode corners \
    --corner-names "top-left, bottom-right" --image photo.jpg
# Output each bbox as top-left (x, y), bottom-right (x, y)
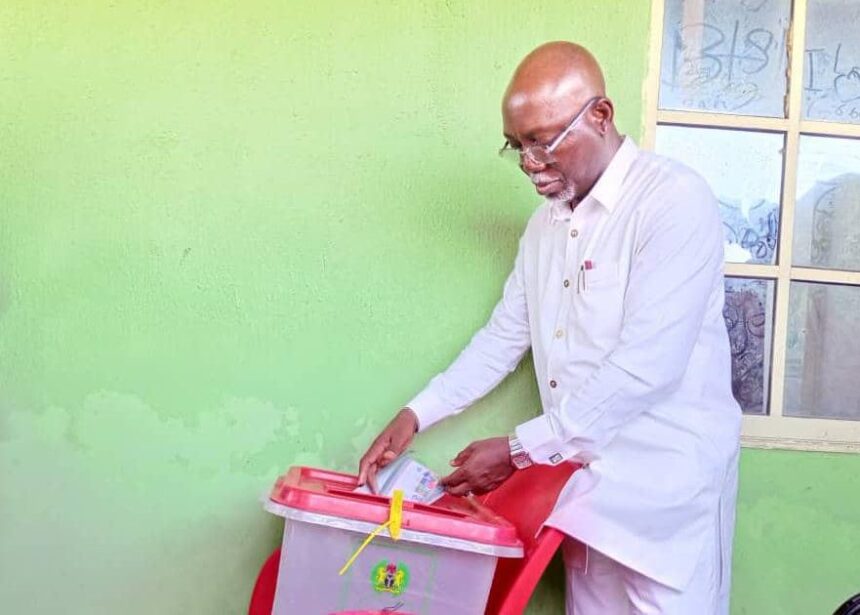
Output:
top-left (248, 547), bottom-right (280, 615)
top-left (479, 462), bottom-right (578, 614)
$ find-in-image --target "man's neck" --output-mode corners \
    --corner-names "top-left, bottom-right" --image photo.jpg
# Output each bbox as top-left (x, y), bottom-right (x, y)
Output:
top-left (571, 133), bottom-right (624, 209)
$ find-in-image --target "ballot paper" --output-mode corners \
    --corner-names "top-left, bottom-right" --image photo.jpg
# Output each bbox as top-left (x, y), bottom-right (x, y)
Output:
top-left (354, 453), bottom-right (445, 505)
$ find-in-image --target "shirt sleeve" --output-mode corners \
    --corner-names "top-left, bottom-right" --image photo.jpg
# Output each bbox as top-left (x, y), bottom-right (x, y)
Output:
top-left (407, 236), bottom-right (532, 431)
top-left (516, 176), bottom-right (725, 464)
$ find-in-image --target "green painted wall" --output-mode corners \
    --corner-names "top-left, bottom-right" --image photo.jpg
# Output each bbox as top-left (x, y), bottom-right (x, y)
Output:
top-left (733, 449), bottom-right (860, 613)
top-left (0, 2), bottom-right (649, 612)
top-left (0, 1), bottom-right (857, 614)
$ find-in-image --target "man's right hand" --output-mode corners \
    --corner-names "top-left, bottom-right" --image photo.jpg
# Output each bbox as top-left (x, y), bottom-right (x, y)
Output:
top-left (357, 408), bottom-right (419, 493)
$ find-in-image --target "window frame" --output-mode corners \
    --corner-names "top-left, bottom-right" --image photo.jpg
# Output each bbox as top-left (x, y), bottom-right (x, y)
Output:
top-left (643, 0), bottom-right (860, 453)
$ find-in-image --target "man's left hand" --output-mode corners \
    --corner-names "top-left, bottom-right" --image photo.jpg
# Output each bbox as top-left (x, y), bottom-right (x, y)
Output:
top-left (440, 436), bottom-right (515, 496)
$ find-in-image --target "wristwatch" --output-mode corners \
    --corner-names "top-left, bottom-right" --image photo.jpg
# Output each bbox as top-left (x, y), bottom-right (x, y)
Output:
top-left (508, 435), bottom-right (533, 470)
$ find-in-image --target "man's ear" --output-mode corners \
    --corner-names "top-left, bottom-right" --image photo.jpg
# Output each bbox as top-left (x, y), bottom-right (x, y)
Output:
top-left (592, 98), bottom-right (614, 135)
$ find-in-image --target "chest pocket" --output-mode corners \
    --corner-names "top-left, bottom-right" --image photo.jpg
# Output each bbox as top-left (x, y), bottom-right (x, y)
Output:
top-left (582, 261), bottom-right (620, 290)
top-left (576, 260), bottom-right (625, 346)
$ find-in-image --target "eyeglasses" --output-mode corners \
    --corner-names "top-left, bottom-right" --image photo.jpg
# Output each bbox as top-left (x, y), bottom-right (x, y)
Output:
top-left (498, 96), bottom-right (602, 167)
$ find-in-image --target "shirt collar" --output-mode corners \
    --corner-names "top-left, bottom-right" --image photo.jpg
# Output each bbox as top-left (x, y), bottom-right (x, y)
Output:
top-left (548, 136), bottom-right (639, 222)
top-left (589, 136), bottom-right (638, 212)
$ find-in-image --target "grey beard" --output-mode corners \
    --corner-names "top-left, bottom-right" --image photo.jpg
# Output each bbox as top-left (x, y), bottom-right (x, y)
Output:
top-left (546, 184), bottom-right (578, 206)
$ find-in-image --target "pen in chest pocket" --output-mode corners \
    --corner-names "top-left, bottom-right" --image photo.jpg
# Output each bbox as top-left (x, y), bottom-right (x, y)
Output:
top-left (577, 260), bottom-right (594, 293)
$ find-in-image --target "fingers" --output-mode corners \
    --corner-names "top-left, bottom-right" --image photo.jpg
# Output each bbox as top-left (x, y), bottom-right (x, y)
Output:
top-left (358, 436), bottom-right (390, 486)
top-left (441, 443), bottom-right (509, 497)
top-left (367, 462), bottom-right (380, 494)
top-left (358, 410), bottom-right (420, 488)
top-left (470, 481), bottom-right (501, 496)
top-left (439, 466), bottom-right (463, 486)
top-left (444, 475), bottom-right (473, 497)
top-left (357, 452), bottom-right (375, 486)
top-left (379, 449), bottom-right (398, 466)
top-left (440, 469), bottom-right (495, 496)
top-left (376, 433), bottom-right (411, 471)
top-left (443, 475), bottom-right (501, 497)
top-left (450, 444), bottom-right (474, 467)
top-left (439, 467), bottom-right (469, 495)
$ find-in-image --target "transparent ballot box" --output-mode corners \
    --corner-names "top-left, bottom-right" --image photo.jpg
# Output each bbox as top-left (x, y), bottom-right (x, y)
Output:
top-left (264, 467), bottom-right (524, 614)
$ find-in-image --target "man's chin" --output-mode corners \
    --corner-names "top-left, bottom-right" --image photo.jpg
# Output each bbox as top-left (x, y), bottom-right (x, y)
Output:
top-left (545, 186), bottom-right (578, 205)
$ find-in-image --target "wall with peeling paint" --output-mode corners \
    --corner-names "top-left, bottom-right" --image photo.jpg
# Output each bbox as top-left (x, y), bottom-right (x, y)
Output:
top-left (1, 2), bottom-right (857, 614)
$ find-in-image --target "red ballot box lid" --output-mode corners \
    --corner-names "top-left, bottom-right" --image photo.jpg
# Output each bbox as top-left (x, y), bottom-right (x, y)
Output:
top-left (268, 466), bottom-right (523, 552)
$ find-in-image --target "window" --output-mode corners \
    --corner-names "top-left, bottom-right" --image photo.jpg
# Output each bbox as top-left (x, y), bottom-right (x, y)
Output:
top-left (644, 0), bottom-right (860, 452)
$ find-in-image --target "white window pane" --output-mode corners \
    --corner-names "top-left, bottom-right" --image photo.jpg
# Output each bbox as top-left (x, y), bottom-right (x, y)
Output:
top-left (659, 0), bottom-right (791, 117)
top-left (803, 0), bottom-right (860, 124)
top-left (793, 135), bottom-right (860, 271)
top-left (655, 125), bottom-right (784, 264)
top-left (784, 282), bottom-right (860, 420)
top-left (724, 277), bottom-right (775, 415)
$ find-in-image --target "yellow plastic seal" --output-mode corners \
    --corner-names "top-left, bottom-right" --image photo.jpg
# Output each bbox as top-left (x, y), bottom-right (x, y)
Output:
top-left (338, 489), bottom-right (404, 576)
top-left (388, 489), bottom-right (403, 540)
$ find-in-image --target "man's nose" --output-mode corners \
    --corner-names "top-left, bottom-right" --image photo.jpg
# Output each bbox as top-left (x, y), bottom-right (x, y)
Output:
top-left (520, 153), bottom-right (546, 174)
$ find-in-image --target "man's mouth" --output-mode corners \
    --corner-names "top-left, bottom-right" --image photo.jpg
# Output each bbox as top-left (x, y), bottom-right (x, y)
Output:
top-left (533, 178), bottom-right (564, 195)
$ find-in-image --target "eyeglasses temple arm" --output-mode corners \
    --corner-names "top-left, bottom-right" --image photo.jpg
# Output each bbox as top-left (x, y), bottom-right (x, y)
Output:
top-left (546, 96), bottom-right (603, 154)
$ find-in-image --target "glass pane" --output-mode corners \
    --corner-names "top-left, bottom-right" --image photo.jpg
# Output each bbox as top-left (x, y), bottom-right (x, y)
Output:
top-left (655, 125), bottom-right (783, 264)
top-left (724, 277), bottom-right (775, 415)
top-left (784, 282), bottom-right (860, 420)
top-left (793, 135), bottom-right (860, 271)
top-left (659, 0), bottom-right (791, 117)
top-left (803, 0), bottom-right (860, 124)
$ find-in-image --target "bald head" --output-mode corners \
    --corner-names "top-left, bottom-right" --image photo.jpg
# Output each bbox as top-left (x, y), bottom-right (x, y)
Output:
top-left (504, 42), bottom-right (606, 119)
top-left (501, 42), bottom-right (621, 205)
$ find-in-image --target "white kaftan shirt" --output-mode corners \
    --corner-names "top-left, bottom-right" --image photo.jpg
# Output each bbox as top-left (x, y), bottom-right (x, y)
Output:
top-left (407, 137), bottom-right (742, 590)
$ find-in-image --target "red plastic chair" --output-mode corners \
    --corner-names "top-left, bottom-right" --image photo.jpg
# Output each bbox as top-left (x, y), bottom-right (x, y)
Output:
top-left (248, 463), bottom-right (578, 615)
top-left (248, 547), bottom-right (281, 615)
top-left (477, 462), bottom-right (578, 614)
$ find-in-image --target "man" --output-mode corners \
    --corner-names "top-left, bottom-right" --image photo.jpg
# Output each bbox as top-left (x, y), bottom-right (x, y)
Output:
top-left (358, 42), bottom-right (740, 614)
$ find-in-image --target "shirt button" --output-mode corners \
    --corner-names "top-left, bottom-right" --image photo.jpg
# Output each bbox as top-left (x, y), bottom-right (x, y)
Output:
top-left (570, 229), bottom-right (579, 238)
top-left (563, 279), bottom-right (570, 288)
top-left (555, 329), bottom-right (564, 338)
top-left (549, 379), bottom-right (558, 388)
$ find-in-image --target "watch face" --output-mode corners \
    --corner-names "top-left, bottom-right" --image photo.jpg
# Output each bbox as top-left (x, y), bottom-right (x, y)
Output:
top-left (512, 453), bottom-right (531, 469)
